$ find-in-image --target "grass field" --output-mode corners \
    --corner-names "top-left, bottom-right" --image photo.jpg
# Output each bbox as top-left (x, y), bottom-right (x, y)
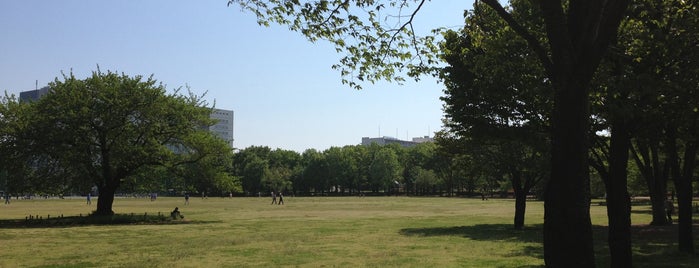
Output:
top-left (0, 196), bottom-right (696, 267)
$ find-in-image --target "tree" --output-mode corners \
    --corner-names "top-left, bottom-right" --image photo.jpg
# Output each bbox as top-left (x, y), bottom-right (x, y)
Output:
top-left (413, 167), bottom-right (439, 195)
top-left (265, 149), bottom-right (302, 193)
top-left (233, 146), bottom-right (272, 195)
top-left (300, 149), bottom-right (329, 194)
top-left (367, 145), bottom-right (401, 193)
top-left (12, 70), bottom-right (232, 215)
top-left (607, 0), bottom-right (699, 253)
top-left (228, 0), bottom-right (631, 265)
top-left (402, 142), bottom-right (438, 195)
top-left (438, 1), bottom-right (549, 230)
top-left (325, 146), bottom-right (361, 194)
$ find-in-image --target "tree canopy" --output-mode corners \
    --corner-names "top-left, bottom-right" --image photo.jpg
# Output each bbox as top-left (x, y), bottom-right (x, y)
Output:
top-left (0, 70), bottom-right (237, 215)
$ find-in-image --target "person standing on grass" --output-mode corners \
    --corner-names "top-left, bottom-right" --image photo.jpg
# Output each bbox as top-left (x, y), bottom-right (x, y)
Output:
top-left (271, 191), bottom-right (277, 205)
top-left (86, 193), bottom-right (91, 205)
top-left (278, 192), bottom-right (284, 205)
top-left (4, 193), bottom-right (10, 204)
top-left (184, 193), bottom-right (190, 205)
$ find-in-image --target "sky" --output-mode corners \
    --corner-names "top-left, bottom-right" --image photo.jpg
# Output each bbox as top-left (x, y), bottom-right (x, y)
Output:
top-left (1, 0), bottom-right (472, 152)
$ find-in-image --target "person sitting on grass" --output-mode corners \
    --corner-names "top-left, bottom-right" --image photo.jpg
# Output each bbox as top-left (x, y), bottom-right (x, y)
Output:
top-left (171, 207), bottom-right (184, 220)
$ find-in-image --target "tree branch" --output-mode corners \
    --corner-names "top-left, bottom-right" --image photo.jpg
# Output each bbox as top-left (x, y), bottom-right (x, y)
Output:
top-left (385, 0), bottom-right (426, 63)
top-left (480, 0), bottom-right (554, 78)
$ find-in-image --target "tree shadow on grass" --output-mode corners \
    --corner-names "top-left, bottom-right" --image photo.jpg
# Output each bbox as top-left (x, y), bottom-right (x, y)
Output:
top-left (400, 223), bottom-right (698, 267)
top-left (594, 224), bottom-right (699, 268)
top-left (0, 214), bottom-right (220, 229)
top-left (399, 224), bottom-right (544, 266)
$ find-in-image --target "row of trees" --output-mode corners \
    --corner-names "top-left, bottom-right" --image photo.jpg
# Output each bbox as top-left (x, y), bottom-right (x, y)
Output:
top-left (232, 143), bottom-right (504, 197)
top-left (436, 0), bottom-right (699, 261)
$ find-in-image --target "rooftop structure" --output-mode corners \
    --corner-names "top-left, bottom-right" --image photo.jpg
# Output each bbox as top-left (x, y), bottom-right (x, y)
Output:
top-left (361, 135), bottom-right (433, 147)
top-left (19, 87), bottom-right (50, 102)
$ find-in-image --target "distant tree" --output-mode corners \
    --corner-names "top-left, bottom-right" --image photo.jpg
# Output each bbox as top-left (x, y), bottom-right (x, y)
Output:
top-left (402, 142), bottom-right (438, 195)
top-left (345, 145), bottom-right (369, 194)
top-left (171, 132), bottom-right (240, 196)
top-left (325, 146), bottom-right (357, 194)
top-left (300, 149), bottom-right (329, 194)
top-left (266, 149), bottom-right (301, 193)
top-left (7, 70), bottom-right (232, 215)
top-left (233, 146), bottom-right (272, 195)
top-left (413, 167), bottom-right (439, 195)
top-left (367, 146), bottom-right (401, 193)
top-left (262, 165), bottom-right (293, 193)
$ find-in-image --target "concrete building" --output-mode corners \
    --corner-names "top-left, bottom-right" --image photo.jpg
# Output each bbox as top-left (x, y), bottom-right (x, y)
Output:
top-left (361, 135), bottom-right (433, 147)
top-left (209, 108), bottom-right (235, 148)
top-left (19, 86), bottom-right (50, 102)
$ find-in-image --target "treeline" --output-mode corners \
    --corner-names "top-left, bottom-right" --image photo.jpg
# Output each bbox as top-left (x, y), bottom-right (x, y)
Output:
top-left (232, 143), bottom-right (475, 197)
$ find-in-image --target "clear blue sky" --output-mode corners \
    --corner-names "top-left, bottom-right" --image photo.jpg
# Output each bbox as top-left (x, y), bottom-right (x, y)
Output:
top-left (1, 0), bottom-right (472, 152)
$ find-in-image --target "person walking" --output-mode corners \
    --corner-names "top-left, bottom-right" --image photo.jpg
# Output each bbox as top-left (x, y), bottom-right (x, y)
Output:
top-left (86, 193), bottom-right (92, 205)
top-left (278, 192), bottom-right (284, 205)
top-left (271, 191), bottom-right (277, 205)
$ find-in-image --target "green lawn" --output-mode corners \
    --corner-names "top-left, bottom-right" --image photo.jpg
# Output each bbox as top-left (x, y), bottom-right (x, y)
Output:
top-left (0, 196), bottom-right (696, 267)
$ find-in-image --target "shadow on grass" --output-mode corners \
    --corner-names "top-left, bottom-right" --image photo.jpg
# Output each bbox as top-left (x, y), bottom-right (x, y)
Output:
top-left (400, 224), bottom-right (698, 267)
top-left (592, 224), bottom-right (699, 267)
top-left (399, 224), bottom-right (544, 264)
top-left (0, 213), bottom-right (220, 229)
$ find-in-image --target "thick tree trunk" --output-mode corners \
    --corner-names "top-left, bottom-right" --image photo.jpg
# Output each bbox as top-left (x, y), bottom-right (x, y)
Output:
top-left (94, 185), bottom-right (116, 216)
top-left (544, 80), bottom-right (595, 267)
top-left (514, 190), bottom-right (527, 230)
top-left (671, 139), bottom-right (696, 253)
top-left (512, 171), bottom-right (527, 230)
top-left (649, 182), bottom-right (669, 225)
top-left (606, 120), bottom-right (632, 267)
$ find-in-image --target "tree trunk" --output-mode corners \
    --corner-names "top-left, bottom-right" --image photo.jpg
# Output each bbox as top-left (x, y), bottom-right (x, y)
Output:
top-left (631, 140), bottom-right (670, 225)
top-left (544, 79), bottom-right (595, 267)
top-left (94, 184), bottom-right (116, 216)
top-left (675, 167), bottom-right (695, 253)
top-left (671, 139), bottom-right (696, 253)
top-left (606, 119), bottom-right (632, 267)
top-left (512, 171), bottom-right (526, 229)
top-left (649, 181), bottom-right (669, 225)
top-left (514, 189), bottom-right (527, 230)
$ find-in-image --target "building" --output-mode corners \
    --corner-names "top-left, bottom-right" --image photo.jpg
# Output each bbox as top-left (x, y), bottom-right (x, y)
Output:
top-left (18, 87), bottom-right (50, 102)
top-left (361, 135), bottom-right (433, 147)
top-left (209, 108), bottom-right (235, 148)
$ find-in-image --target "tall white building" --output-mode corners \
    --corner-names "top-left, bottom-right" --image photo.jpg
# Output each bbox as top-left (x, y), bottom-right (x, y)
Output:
top-left (210, 108), bottom-right (234, 148)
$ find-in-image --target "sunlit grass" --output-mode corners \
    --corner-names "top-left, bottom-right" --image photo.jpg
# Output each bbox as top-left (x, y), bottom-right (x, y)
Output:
top-left (0, 196), bottom-right (695, 267)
